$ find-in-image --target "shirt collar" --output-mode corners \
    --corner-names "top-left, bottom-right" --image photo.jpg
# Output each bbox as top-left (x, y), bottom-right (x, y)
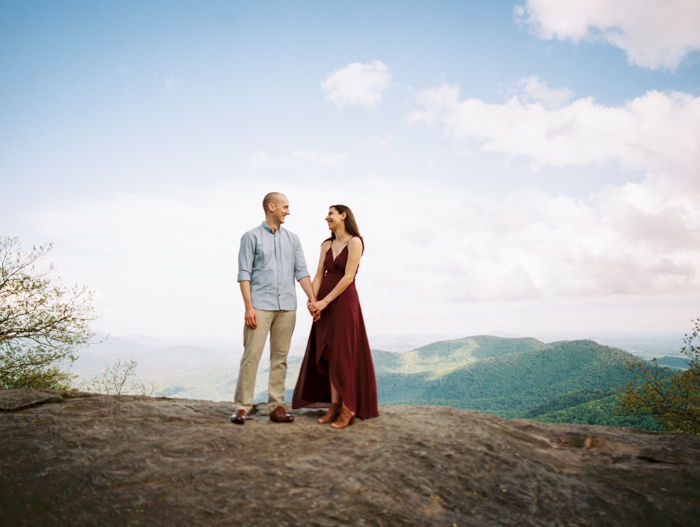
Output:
top-left (261, 221), bottom-right (282, 234)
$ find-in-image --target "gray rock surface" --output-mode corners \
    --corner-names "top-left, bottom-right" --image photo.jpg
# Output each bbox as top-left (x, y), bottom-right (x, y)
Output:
top-left (1, 389), bottom-right (699, 526)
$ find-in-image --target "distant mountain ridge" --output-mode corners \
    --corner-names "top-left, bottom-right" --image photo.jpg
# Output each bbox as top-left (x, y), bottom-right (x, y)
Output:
top-left (372, 335), bottom-right (549, 376)
top-left (656, 356), bottom-right (690, 370)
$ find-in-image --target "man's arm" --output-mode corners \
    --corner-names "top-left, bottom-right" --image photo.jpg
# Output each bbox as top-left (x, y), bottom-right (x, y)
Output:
top-left (238, 232), bottom-right (257, 329)
top-left (292, 235), bottom-right (315, 315)
top-left (298, 276), bottom-right (315, 304)
top-left (239, 281), bottom-right (258, 329)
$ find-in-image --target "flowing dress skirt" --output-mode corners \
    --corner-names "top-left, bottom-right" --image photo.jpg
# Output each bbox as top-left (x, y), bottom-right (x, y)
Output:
top-left (292, 242), bottom-right (379, 420)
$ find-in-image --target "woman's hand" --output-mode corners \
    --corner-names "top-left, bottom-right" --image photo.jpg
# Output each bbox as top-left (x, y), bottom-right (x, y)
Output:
top-left (306, 300), bottom-right (320, 322)
top-left (306, 300), bottom-right (319, 321)
top-left (308, 298), bottom-right (328, 320)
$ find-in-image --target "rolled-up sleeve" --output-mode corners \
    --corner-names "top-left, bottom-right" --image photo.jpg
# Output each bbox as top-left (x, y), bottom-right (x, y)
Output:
top-left (293, 236), bottom-right (310, 281)
top-left (237, 232), bottom-right (255, 282)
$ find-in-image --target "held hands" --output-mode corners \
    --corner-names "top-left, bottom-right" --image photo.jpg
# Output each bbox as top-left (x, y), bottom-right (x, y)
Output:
top-left (307, 298), bottom-right (319, 321)
top-left (307, 298), bottom-right (327, 321)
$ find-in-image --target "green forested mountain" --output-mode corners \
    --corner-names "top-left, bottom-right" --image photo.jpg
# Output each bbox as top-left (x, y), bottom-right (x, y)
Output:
top-left (373, 337), bottom-right (657, 429)
top-left (527, 389), bottom-right (663, 431)
top-left (655, 356), bottom-right (690, 370)
top-left (523, 388), bottom-right (617, 417)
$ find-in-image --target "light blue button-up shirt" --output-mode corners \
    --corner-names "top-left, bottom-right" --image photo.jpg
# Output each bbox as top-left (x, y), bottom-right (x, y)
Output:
top-left (237, 222), bottom-right (310, 311)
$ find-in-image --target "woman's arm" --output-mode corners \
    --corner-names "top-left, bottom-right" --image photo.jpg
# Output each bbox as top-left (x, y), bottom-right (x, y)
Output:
top-left (312, 240), bottom-right (331, 298)
top-left (307, 240), bottom-right (331, 319)
top-left (309, 237), bottom-right (362, 314)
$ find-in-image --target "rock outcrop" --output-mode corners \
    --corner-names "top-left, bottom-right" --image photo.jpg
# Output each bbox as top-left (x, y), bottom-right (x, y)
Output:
top-left (1, 389), bottom-right (699, 526)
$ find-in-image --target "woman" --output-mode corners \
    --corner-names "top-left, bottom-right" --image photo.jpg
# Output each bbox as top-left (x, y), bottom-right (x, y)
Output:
top-left (292, 205), bottom-right (379, 428)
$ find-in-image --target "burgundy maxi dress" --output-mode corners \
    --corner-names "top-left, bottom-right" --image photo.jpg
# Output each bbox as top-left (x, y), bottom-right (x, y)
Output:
top-left (292, 237), bottom-right (379, 420)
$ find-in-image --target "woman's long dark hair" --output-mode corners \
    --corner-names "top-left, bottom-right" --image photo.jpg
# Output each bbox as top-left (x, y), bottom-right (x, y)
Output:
top-left (325, 204), bottom-right (363, 253)
top-left (330, 204), bottom-right (360, 238)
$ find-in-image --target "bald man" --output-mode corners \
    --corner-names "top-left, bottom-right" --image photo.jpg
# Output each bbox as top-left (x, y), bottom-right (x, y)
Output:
top-left (231, 192), bottom-right (315, 424)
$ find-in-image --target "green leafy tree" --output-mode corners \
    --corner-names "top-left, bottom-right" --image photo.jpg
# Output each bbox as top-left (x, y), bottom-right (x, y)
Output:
top-left (0, 237), bottom-right (99, 389)
top-left (618, 319), bottom-right (700, 434)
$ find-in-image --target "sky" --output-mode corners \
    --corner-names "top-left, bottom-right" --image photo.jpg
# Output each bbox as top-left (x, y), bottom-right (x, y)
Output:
top-left (2, 0), bottom-right (700, 349)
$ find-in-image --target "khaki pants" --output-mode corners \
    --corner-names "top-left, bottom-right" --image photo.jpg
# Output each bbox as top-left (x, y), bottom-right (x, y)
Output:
top-left (234, 308), bottom-right (296, 413)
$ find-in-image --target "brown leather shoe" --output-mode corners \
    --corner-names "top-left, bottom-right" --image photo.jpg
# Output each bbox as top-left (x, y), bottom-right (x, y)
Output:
top-left (230, 409), bottom-right (246, 425)
top-left (318, 402), bottom-right (341, 424)
top-left (269, 405), bottom-right (294, 423)
top-left (330, 404), bottom-right (355, 429)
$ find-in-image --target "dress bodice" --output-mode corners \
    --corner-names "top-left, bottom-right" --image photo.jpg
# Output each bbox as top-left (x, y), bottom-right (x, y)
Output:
top-left (324, 237), bottom-right (362, 277)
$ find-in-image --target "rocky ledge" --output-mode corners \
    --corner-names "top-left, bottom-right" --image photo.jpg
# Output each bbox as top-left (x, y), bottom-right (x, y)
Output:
top-left (1, 389), bottom-right (699, 526)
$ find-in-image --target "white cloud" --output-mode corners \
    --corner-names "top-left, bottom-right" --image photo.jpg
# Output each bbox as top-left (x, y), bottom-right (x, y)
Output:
top-left (293, 150), bottom-right (320, 162)
top-left (319, 152), bottom-right (346, 167)
top-left (251, 150), bottom-right (346, 170)
top-left (321, 60), bottom-right (392, 109)
top-left (410, 80), bottom-right (700, 178)
top-left (26, 174), bottom-right (700, 339)
top-left (402, 78), bottom-right (700, 324)
top-left (293, 149), bottom-right (346, 166)
top-left (250, 151), bottom-right (295, 170)
top-left (517, 76), bottom-right (573, 109)
top-left (515, 0), bottom-right (700, 69)
top-left (368, 135), bottom-right (394, 148)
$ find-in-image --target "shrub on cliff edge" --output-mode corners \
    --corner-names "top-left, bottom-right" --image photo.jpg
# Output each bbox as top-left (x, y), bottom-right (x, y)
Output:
top-left (0, 236), bottom-right (99, 389)
top-left (618, 319), bottom-right (700, 434)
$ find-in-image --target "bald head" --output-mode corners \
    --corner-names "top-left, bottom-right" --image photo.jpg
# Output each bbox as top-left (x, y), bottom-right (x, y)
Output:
top-left (263, 192), bottom-right (286, 213)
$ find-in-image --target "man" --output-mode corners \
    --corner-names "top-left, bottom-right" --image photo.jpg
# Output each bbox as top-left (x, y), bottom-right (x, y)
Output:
top-left (231, 192), bottom-right (315, 424)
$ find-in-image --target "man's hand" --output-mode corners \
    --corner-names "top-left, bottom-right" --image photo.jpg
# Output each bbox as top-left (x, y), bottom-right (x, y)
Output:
top-left (307, 299), bottom-right (321, 321)
top-left (239, 281), bottom-right (257, 328)
top-left (244, 305), bottom-right (258, 329)
top-left (308, 298), bottom-right (328, 321)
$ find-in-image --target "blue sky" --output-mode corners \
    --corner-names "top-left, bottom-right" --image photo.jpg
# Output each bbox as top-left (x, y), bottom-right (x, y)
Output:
top-left (2, 0), bottom-right (700, 346)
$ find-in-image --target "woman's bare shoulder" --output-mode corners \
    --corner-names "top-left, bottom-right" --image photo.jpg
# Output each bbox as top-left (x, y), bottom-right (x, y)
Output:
top-left (348, 236), bottom-right (363, 253)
